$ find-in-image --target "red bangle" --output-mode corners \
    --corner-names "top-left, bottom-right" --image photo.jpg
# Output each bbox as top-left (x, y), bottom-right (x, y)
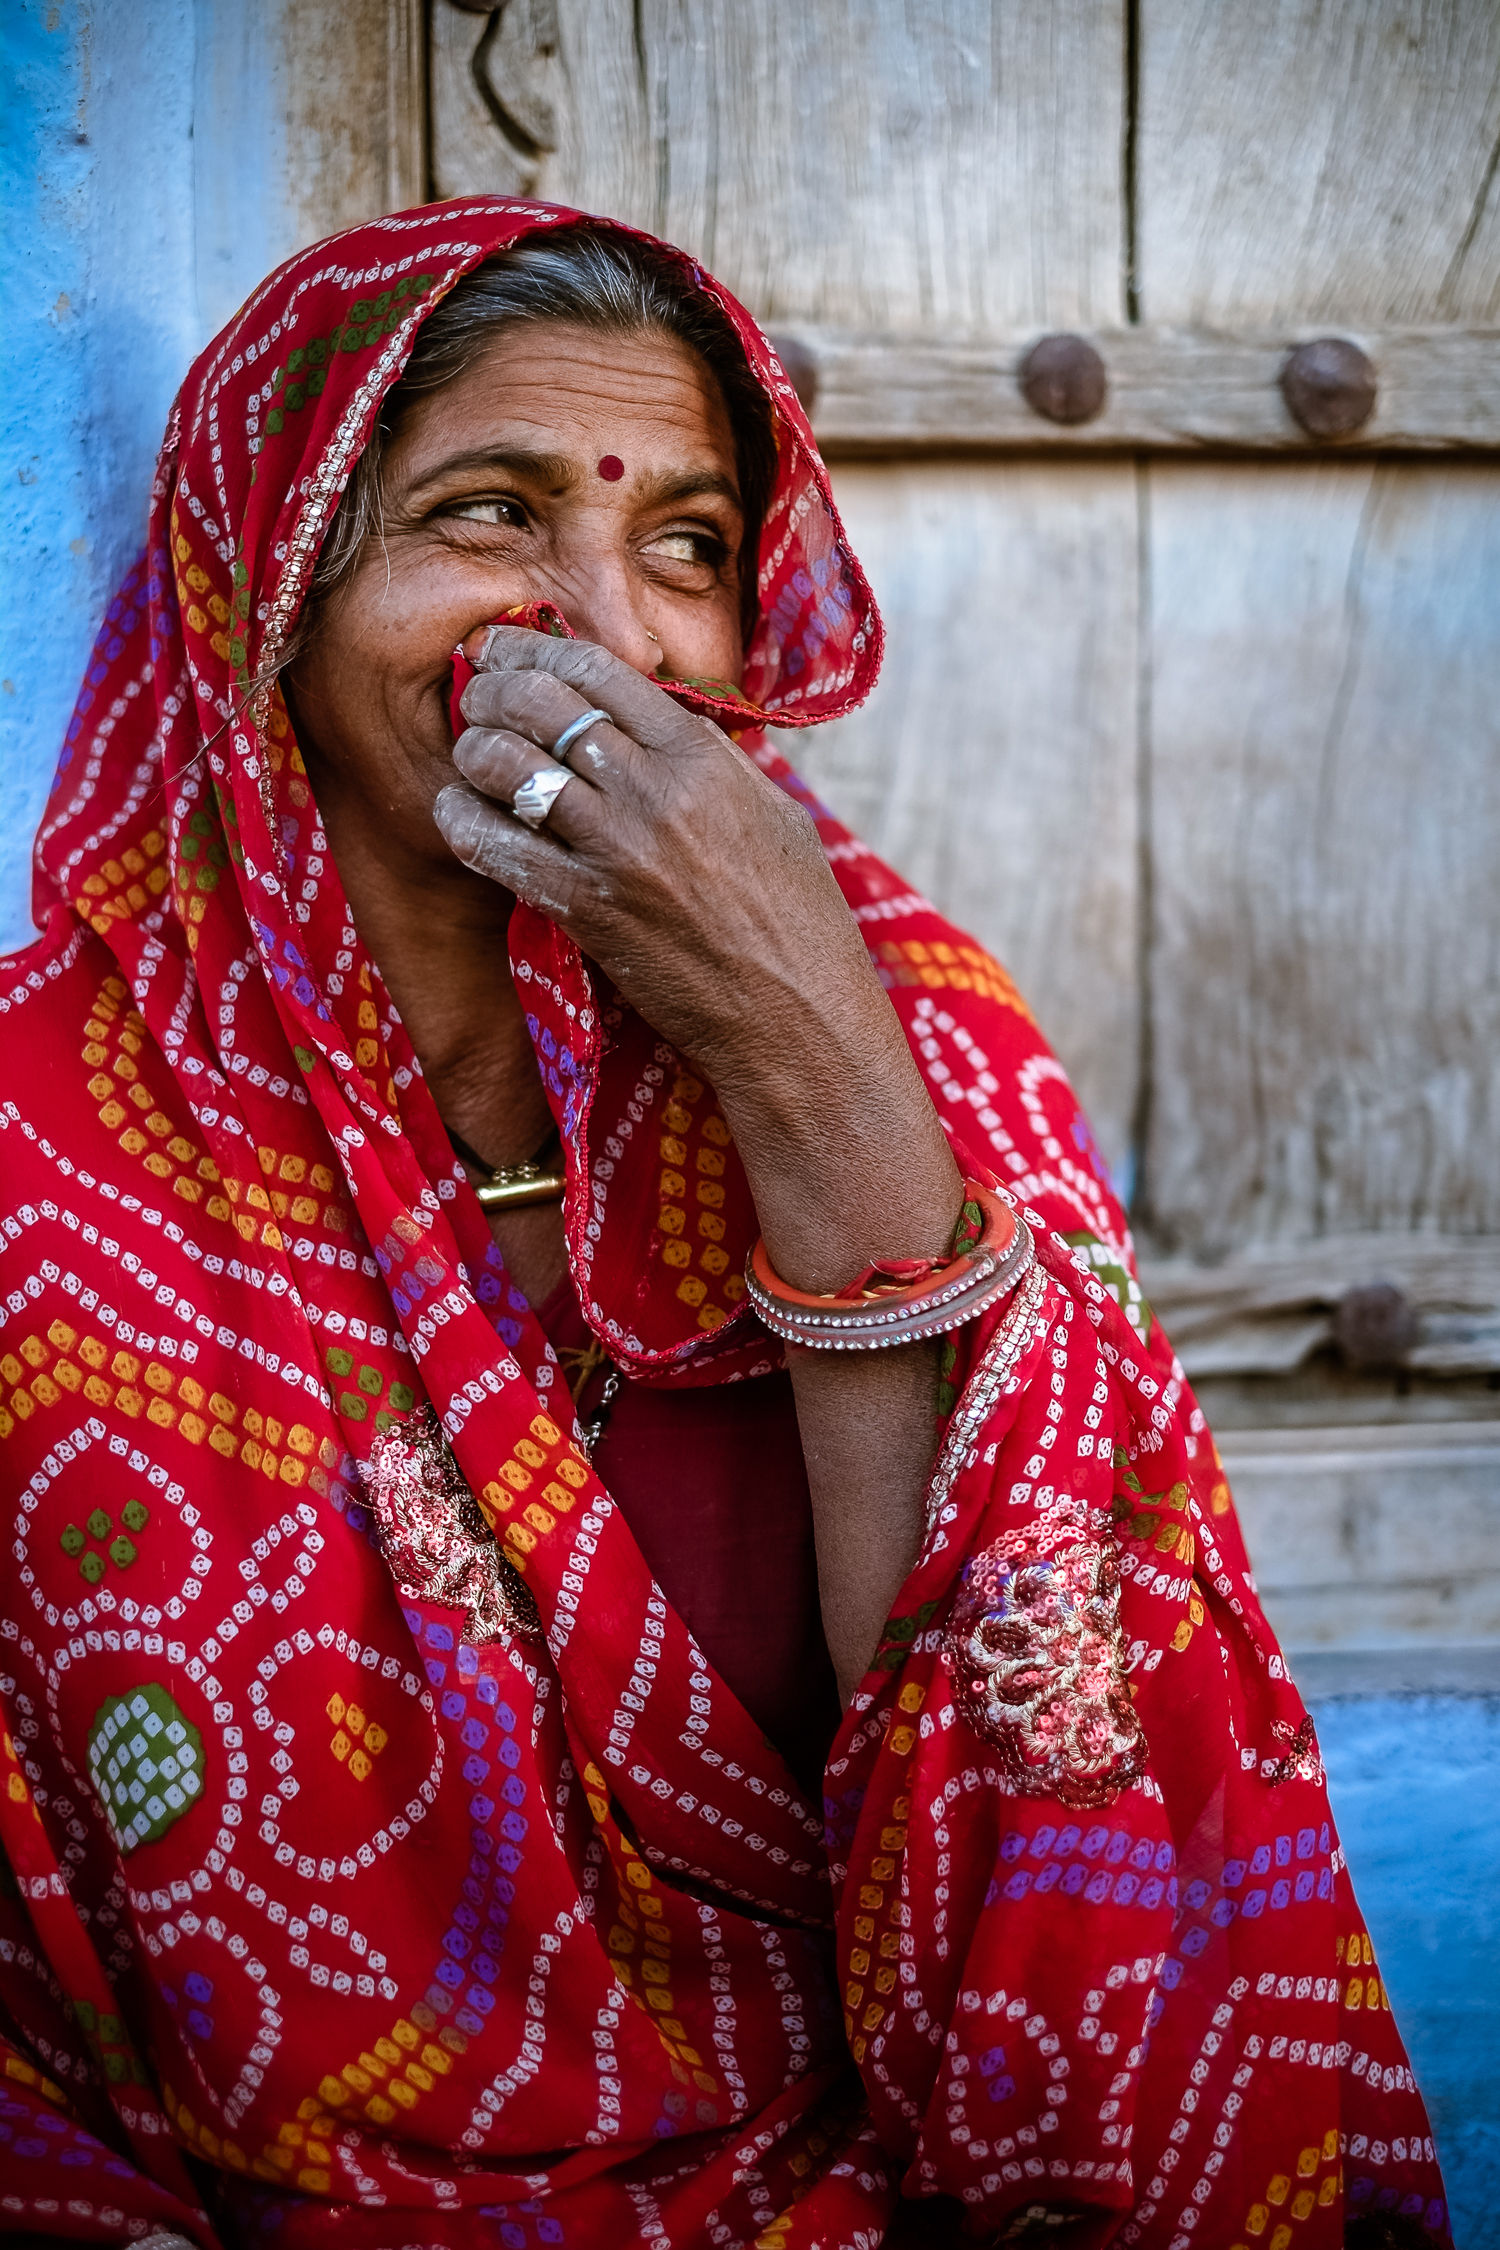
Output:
top-left (745, 1182), bottom-right (1035, 1350)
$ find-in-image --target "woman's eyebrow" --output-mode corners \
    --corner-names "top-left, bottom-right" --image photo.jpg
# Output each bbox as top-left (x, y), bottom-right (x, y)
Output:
top-left (636, 468), bottom-right (742, 512)
top-left (404, 445), bottom-right (579, 498)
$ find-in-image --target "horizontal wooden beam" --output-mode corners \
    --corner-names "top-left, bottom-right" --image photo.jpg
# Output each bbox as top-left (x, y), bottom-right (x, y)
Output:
top-left (1140, 1234), bottom-right (1500, 1378)
top-left (1217, 1421), bottom-right (1500, 1651)
top-left (774, 325), bottom-right (1500, 455)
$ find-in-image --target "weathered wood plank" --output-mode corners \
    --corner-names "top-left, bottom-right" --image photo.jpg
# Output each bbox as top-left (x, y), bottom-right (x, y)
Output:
top-left (780, 325), bottom-right (1500, 454)
top-left (1143, 1236), bottom-right (1500, 1379)
top-left (431, 0), bottom-right (1126, 332)
top-left (275, 0), bottom-right (427, 244)
top-left (1141, 462), bottom-right (1500, 1268)
top-left (1138, 0), bottom-right (1500, 324)
top-left (1218, 1422), bottom-right (1500, 1650)
top-left (431, 0), bottom-right (654, 214)
top-left (790, 463), bottom-right (1140, 1179)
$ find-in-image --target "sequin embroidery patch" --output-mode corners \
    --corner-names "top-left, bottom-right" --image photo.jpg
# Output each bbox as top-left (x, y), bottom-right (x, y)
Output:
top-left (362, 1405), bottom-right (538, 1645)
top-left (88, 1684), bottom-right (205, 1851)
top-left (943, 1538), bottom-right (1147, 1808)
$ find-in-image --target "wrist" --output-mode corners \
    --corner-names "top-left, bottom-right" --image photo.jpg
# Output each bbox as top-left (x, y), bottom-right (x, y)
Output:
top-left (710, 1021), bottom-right (964, 1296)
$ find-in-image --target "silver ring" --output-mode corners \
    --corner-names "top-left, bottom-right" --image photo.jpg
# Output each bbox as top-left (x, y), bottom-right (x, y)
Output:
top-left (510, 765), bottom-right (574, 830)
top-left (549, 706), bottom-right (611, 762)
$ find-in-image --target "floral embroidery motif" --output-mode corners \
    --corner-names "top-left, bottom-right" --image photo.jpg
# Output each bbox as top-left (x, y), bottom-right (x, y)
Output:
top-left (362, 1407), bottom-right (537, 1646)
top-left (943, 1538), bottom-right (1147, 1807)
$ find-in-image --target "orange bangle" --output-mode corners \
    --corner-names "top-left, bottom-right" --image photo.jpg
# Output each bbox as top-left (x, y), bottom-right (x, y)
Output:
top-left (745, 1182), bottom-right (1034, 1350)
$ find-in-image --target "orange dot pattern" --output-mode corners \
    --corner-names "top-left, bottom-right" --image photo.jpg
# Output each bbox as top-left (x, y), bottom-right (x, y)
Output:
top-left (583, 1757), bottom-right (720, 2092)
top-left (479, 1409), bottom-right (593, 1573)
top-left (84, 973), bottom-right (352, 1245)
top-left (1230, 2126), bottom-right (1343, 2247)
top-left (873, 935), bottom-right (1036, 1020)
top-left (326, 1689), bottom-right (389, 1782)
top-left (653, 1070), bottom-right (743, 1333)
top-left (71, 829), bottom-right (169, 939)
top-left (842, 1680), bottom-right (923, 2064)
top-left (0, 1318), bottom-right (340, 1492)
top-left (84, 974), bottom-right (229, 1214)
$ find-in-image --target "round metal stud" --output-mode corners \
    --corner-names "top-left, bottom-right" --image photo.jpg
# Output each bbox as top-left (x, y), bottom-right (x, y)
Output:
top-left (1280, 338), bottom-right (1378, 440)
top-left (1019, 333), bottom-right (1108, 426)
top-left (1332, 1281), bottom-right (1417, 1371)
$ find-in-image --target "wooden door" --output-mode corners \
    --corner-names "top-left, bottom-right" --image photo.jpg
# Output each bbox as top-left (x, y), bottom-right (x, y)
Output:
top-left (429, 0), bottom-right (1500, 1654)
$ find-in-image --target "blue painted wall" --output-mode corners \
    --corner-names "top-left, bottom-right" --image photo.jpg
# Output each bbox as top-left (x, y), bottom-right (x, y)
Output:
top-left (1, 0), bottom-right (197, 950)
top-left (1318, 1694), bottom-right (1500, 2250)
top-left (0, 0), bottom-right (320, 954)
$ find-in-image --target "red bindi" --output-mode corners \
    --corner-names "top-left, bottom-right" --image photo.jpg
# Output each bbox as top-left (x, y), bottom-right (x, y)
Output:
top-left (596, 454), bottom-right (624, 482)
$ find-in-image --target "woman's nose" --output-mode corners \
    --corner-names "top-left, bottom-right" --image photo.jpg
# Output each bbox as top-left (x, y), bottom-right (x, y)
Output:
top-left (560, 559), bottom-right (664, 678)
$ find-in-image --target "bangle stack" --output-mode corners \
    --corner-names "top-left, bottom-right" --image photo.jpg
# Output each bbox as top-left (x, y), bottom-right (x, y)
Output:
top-left (745, 1182), bottom-right (1034, 1351)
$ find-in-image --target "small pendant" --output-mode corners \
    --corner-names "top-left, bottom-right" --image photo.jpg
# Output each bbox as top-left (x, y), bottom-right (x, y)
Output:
top-left (472, 1164), bottom-right (566, 1211)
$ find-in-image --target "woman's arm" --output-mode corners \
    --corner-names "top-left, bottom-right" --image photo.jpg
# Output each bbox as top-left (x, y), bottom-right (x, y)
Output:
top-left (437, 627), bottom-right (963, 1698)
top-left (697, 966), bottom-right (962, 1703)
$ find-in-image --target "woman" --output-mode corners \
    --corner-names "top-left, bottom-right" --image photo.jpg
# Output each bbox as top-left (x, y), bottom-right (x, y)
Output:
top-left (0, 199), bottom-right (1445, 2248)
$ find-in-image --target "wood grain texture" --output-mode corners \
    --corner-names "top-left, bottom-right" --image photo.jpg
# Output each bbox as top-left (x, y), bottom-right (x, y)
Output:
top-left (386, 0), bottom-right (430, 210)
top-left (431, 0), bottom-right (1126, 331)
top-left (1143, 1236), bottom-right (1500, 1379)
top-left (790, 463), bottom-right (1141, 1177)
top-left (1141, 462), bottom-right (1500, 1265)
top-left (276, 0), bottom-right (427, 242)
top-left (431, 0), bottom-right (652, 208)
top-left (1139, 0), bottom-right (1500, 324)
top-left (1218, 1422), bottom-right (1500, 1649)
top-left (785, 324), bottom-right (1500, 454)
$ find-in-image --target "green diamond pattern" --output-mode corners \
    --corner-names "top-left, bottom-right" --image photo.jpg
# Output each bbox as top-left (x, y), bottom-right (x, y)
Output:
top-left (59, 1497), bottom-right (149, 1583)
top-left (88, 1685), bottom-right (205, 1851)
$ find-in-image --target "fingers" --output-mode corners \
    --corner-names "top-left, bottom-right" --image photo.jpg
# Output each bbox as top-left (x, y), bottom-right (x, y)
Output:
top-left (452, 725), bottom-right (604, 847)
top-left (458, 657), bottom-right (603, 755)
top-left (462, 625), bottom-right (725, 760)
top-left (433, 781), bottom-right (591, 920)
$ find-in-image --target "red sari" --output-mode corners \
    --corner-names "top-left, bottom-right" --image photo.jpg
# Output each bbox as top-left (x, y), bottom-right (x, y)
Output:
top-left (0, 199), bottom-right (1445, 2247)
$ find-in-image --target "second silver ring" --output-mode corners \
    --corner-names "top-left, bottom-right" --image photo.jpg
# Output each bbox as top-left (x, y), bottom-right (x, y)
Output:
top-left (550, 705), bottom-right (611, 762)
top-left (509, 707), bottom-right (611, 830)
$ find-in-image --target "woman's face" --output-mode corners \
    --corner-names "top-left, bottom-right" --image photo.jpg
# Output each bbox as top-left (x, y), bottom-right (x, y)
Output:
top-left (288, 319), bottom-right (748, 852)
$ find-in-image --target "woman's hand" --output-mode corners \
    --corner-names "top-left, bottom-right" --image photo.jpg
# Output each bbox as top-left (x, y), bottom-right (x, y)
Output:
top-left (437, 625), bottom-right (865, 1112)
top-left (435, 625), bottom-right (963, 1295)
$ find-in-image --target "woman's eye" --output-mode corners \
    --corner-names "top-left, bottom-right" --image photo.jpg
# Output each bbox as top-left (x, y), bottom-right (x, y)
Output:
top-left (645, 529), bottom-right (724, 567)
top-left (447, 498), bottom-right (527, 528)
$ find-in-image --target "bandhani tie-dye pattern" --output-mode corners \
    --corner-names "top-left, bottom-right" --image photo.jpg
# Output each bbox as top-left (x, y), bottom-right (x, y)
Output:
top-left (0, 199), bottom-right (1445, 2247)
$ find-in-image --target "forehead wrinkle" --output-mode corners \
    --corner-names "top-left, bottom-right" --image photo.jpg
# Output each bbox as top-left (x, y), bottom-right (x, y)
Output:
top-left (400, 445), bottom-right (580, 501)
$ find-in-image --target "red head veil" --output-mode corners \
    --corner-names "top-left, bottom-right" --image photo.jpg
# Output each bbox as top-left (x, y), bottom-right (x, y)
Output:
top-left (34, 197), bottom-right (886, 1386)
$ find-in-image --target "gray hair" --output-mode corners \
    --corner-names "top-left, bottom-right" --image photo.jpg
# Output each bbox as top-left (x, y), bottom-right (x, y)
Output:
top-left (308, 222), bottom-right (777, 638)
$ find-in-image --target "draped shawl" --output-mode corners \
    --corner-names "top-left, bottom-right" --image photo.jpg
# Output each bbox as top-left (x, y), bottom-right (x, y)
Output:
top-left (0, 199), bottom-right (1446, 2248)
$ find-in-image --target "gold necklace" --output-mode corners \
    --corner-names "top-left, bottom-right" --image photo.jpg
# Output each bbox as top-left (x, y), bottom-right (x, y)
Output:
top-left (447, 1126), bottom-right (565, 1211)
top-left (471, 1160), bottom-right (566, 1212)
